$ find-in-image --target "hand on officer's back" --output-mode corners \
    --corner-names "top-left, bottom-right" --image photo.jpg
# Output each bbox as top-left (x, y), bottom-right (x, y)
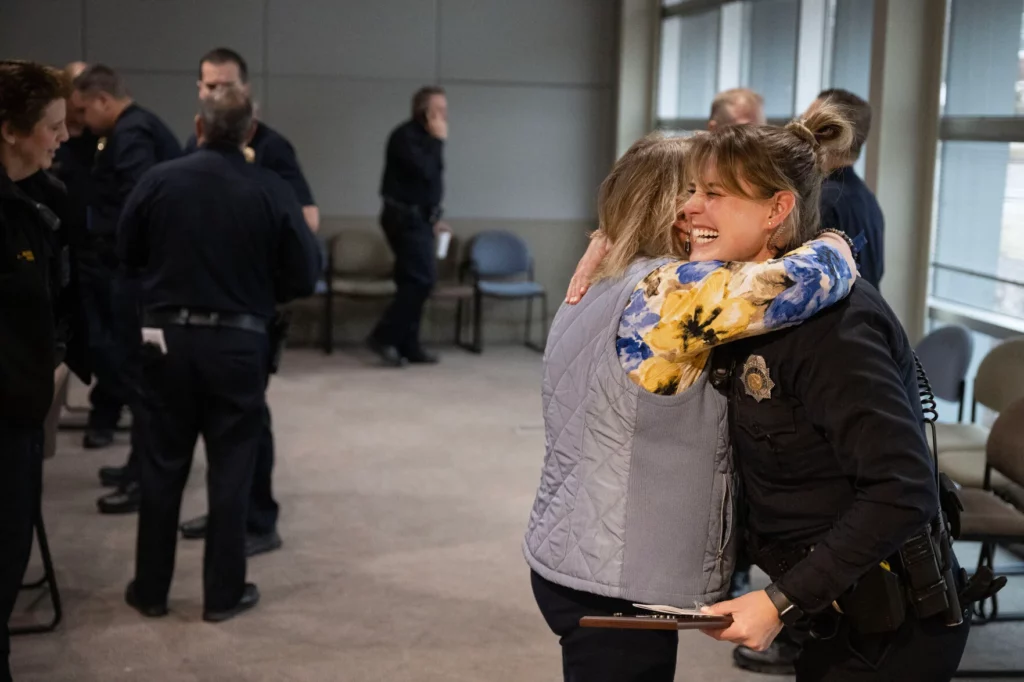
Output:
top-left (566, 231), bottom-right (610, 305)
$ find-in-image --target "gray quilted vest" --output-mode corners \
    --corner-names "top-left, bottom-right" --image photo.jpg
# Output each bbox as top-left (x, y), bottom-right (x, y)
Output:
top-left (524, 258), bottom-right (736, 608)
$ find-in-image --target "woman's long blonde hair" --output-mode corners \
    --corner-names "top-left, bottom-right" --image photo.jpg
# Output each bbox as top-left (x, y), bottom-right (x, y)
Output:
top-left (593, 133), bottom-right (690, 282)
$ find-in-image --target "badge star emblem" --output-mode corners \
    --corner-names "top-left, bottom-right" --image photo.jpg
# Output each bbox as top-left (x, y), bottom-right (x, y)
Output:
top-left (742, 355), bottom-right (774, 402)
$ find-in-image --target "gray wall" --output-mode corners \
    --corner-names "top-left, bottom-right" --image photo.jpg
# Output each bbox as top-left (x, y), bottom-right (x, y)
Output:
top-left (1, 0), bottom-right (617, 344)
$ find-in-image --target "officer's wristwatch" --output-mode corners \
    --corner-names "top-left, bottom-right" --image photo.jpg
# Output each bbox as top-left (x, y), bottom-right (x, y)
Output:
top-left (765, 582), bottom-right (805, 626)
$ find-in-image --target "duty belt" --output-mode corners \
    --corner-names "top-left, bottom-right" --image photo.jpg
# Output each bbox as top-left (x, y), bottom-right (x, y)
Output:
top-left (382, 196), bottom-right (440, 222)
top-left (143, 308), bottom-right (267, 335)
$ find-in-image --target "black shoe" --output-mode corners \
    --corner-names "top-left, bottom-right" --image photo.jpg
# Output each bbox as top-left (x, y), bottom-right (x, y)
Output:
top-left (83, 429), bottom-right (114, 449)
top-left (729, 568), bottom-right (752, 599)
top-left (98, 464), bottom-right (129, 488)
top-left (246, 530), bottom-right (283, 557)
top-left (366, 337), bottom-right (405, 367)
top-left (401, 347), bottom-right (439, 364)
top-left (124, 580), bottom-right (168, 618)
top-left (180, 514), bottom-right (208, 540)
top-left (732, 639), bottom-right (800, 675)
top-left (97, 481), bottom-right (141, 515)
top-left (203, 583), bottom-right (260, 623)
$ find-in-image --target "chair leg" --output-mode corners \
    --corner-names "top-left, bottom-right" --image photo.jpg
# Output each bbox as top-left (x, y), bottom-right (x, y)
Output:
top-left (11, 509), bottom-right (63, 636)
top-left (525, 294), bottom-right (547, 353)
top-left (454, 298), bottom-right (463, 346)
top-left (472, 291), bottom-right (483, 354)
top-left (525, 297), bottom-right (533, 347)
top-left (323, 287), bottom-right (334, 355)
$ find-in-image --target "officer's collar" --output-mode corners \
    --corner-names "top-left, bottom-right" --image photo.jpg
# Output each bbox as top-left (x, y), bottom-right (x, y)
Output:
top-left (203, 141), bottom-right (247, 159)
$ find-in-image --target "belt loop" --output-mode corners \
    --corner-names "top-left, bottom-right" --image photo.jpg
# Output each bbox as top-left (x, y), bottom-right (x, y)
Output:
top-left (209, 312), bottom-right (219, 325)
top-left (177, 308), bottom-right (189, 325)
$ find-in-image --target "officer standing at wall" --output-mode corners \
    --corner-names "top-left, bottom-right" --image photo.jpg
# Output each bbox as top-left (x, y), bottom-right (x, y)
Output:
top-left (118, 87), bottom-right (319, 622)
top-left (175, 47), bottom-right (320, 556)
top-left (368, 86), bottom-right (449, 367)
top-left (71, 64), bottom-right (182, 515)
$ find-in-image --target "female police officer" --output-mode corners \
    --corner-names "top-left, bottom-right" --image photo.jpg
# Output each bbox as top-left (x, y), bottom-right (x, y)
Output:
top-left (0, 60), bottom-right (84, 681)
top-left (688, 109), bottom-right (971, 678)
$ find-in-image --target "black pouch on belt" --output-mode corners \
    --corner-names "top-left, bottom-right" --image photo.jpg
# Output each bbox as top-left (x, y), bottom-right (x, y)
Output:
top-left (836, 563), bottom-right (906, 635)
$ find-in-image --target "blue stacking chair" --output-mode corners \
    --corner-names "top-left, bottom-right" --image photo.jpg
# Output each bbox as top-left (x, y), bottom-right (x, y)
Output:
top-left (459, 231), bottom-right (547, 353)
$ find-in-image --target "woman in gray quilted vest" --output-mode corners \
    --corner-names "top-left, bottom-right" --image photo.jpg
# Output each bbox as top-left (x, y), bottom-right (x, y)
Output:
top-left (524, 121), bottom-right (858, 682)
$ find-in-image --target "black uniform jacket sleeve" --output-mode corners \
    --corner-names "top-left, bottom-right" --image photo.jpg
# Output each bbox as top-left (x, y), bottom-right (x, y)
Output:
top-left (115, 169), bottom-right (160, 270)
top-left (774, 289), bottom-right (939, 613)
top-left (260, 134), bottom-right (316, 208)
top-left (269, 178), bottom-right (320, 302)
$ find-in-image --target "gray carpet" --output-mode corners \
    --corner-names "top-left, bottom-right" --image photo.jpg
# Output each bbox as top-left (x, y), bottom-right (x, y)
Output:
top-left (8, 348), bottom-right (1023, 681)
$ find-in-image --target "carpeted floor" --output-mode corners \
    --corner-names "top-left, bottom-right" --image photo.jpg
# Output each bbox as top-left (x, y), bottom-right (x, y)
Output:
top-left (8, 348), bottom-right (1024, 681)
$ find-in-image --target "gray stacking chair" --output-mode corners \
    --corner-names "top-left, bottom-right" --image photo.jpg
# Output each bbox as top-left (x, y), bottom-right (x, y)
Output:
top-left (938, 338), bottom-right (1024, 505)
top-left (916, 325), bottom-right (973, 422)
top-left (459, 231), bottom-right (547, 353)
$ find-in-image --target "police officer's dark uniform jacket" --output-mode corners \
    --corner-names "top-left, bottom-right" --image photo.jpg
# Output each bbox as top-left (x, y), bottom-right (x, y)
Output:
top-left (0, 166), bottom-right (90, 680)
top-left (116, 141), bottom-right (319, 612)
top-left (713, 283), bottom-right (970, 677)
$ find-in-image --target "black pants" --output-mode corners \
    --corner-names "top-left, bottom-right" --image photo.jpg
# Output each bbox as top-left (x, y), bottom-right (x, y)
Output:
top-left (246, 400), bottom-right (278, 535)
top-left (531, 571), bottom-right (678, 682)
top-left (0, 421), bottom-right (43, 682)
top-left (112, 273), bottom-right (149, 482)
top-left (134, 326), bottom-right (268, 611)
top-left (78, 248), bottom-right (127, 430)
top-left (371, 204), bottom-right (436, 354)
top-left (795, 608), bottom-right (970, 681)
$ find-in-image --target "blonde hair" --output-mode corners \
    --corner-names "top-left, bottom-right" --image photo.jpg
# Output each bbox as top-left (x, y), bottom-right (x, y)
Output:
top-left (709, 88), bottom-right (765, 126)
top-left (686, 102), bottom-right (854, 253)
top-left (594, 134), bottom-right (689, 281)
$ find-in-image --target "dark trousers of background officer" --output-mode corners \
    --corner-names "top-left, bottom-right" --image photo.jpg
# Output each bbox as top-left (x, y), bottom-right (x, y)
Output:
top-left (370, 203), bottom-right (436, 354)
top-left (247, 401), bottom-right (278, 535)
top-left (531, 571), bottom-right (678, 682)
top-left (0, 422), bottom-right (43, 682)
top-left (112, 272), bottom-right (149, 482)
top-left (794, 606), bottom-right (970, 681)
top-left (78, 244), bottom-right (128, 432)
top-left (134, 326), bottom-right (268, 611)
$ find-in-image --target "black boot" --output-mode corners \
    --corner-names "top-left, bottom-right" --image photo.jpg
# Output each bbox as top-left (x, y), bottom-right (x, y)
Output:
top-left (366, 337), bottom-right (405, 367)
top-left (98, 464), bottom-right (129, 488)
top-left (97, 481), bottom-right (141, 514)
top-left (179, 514), bottom-right (208, 540)
top-left (83, 428), bottom-right (115, 449)
top-left (732, 635), bottom-right (800, 675)
top-left (203, 583), bottom-right (260, 623)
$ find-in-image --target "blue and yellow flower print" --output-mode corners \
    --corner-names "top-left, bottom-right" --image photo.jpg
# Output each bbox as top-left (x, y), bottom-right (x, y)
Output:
top-left (618, 240), bottom-right (854, 395)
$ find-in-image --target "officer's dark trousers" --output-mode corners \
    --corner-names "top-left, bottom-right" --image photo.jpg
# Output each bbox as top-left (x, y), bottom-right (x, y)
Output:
top-left (371, 204), bottom-right (436, 354)
top-left (78, 247), bottom-right (127, 430)
top-left (0, 422), bottom-right (43, 682)
top-left (795, 610), bottom-right (970, 681)
top-left (111, 273), bottom-right (148, 481)
top-left (531, 571), bottom-right (678, 682)
top-left (246, 401), bottom-right (278, 535)
top-left (135, 326), bottom-right (268, 611)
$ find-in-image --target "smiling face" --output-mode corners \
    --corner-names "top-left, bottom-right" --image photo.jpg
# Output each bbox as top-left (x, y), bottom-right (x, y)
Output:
top-left (681, 161), bottom-right (791, 264)
top-left (2, 98), bottom-right (69, 174)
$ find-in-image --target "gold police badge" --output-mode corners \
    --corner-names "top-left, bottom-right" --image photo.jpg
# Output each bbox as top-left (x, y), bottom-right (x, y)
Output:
top-left (742, 355), bottom-right (774, 402)
top-left (243, 146), bottom-right (256, 163)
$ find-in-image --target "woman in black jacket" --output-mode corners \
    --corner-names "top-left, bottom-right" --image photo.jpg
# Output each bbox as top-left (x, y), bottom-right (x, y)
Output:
top-left (0, 60), bottom-right (83, 682)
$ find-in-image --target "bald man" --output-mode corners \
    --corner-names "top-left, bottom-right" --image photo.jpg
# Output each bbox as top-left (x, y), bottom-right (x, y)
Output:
top-left (708, 88), bottom-right (766, 129)
top-left (54, 63), bottom-right (127, 452)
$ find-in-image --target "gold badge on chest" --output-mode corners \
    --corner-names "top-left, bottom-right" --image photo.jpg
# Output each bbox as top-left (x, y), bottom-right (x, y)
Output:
top-left (742, 355), bottom-right (774, 402)
top-left (243, 146), bottom-right (256, 163)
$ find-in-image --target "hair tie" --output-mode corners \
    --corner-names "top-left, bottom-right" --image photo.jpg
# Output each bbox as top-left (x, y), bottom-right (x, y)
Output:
top-left (786, 120), bottom-right (818, 151)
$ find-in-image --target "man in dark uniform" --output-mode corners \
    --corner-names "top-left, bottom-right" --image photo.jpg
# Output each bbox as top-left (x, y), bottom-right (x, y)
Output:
top-left (54, 63), bottom-right (114, 444)
top-left (811, 89), bottom-right (885, 288)
top-left (118, 87), bottom-right (319, 622)
top-left (175, 47), bottom-right (320, 557)
top-left (72, 64), bottom-right (182, 514)
top-left (368, 86), bottom-right (449, 367)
